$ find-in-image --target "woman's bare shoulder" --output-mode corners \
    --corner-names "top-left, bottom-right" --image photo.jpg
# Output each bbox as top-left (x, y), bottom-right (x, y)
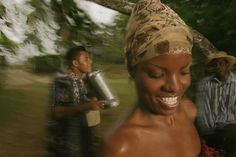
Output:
top-left (98, 124), bottom-right (141, 157)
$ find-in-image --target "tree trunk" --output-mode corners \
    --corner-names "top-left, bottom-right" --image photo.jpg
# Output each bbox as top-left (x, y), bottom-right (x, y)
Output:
top-left (191, 28), bottom-right (217, 56)
top-left (86, 0), bottom-right (217, 55)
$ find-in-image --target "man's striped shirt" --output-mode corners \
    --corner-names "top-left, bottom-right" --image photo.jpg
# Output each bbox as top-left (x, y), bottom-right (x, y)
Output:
top-left (196, 72), bottom-right (236, 132)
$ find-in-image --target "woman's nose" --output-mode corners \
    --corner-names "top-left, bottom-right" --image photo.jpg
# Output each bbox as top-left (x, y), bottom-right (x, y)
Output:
top-left (163, 74), bottom-right (181, 93)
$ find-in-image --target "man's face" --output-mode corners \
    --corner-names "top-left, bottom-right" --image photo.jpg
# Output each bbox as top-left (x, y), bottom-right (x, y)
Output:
top-left (73, 51), bottom-right (92, 73)
top-left (133, 53), bottom-right (192, 115)
top-left (209, 58), bottom-right (231, 79)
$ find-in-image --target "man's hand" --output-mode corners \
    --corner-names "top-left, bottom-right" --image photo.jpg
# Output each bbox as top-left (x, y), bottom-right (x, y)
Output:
top-left (53, 99), bottom-right (106, 118)
top-left (85, 99), bottom-right (106, 110)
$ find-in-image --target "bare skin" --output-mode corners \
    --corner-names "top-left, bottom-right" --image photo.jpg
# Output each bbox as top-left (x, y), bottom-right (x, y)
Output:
top-left (97, 54), bottom-right (201, 157)
top-left (98, 99), bottom-right (200, 157)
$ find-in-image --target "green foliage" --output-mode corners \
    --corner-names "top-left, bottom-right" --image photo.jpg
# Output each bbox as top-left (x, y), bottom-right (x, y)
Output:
top-left (28, 0), bottom-right (48, 21)
top-left (0, 55), bottom-right (6, 67)
top-left (128, 0), bottom-right (138, 3)
top-left (1, 0), bottom-right (103, 56)
top-left (92, 46), bottom-right (125, 64)
top-left (27, 54), bottom-right (63, 73)
top-left (0, 2), bottom-right (5, 16)
top-left (163, 0), bottom-right (236, 54)
top-left (92, 14), bottom-right (130, 64)
top-left (50, 0), bottom-right (100, 49)
top-left (0, 33), bottom-right (18, 52)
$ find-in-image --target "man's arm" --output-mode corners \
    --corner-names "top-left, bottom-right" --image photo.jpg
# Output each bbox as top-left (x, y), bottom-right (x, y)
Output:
top-left (51, 78), bottom-right (105, 118)
top-left (52, 99), bottom-right (105, 118)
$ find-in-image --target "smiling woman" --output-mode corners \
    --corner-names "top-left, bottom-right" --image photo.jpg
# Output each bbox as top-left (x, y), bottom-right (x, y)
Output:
top-left (134, 53), bottom-right (192, 116)
top-left (97, 0), bottom-right (201, 157)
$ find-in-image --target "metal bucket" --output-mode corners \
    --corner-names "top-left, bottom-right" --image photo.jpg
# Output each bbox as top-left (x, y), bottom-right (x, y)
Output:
top-left (87, 70), bottom-right (119, 109)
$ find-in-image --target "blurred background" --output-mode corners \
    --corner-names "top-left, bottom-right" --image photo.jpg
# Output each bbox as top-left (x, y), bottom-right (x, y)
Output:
top-left (0, 0), bottom-right (235, 156)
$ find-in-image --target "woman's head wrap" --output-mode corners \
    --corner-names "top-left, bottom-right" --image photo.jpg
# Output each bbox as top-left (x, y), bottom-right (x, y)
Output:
top-left (124, 0), bottom-right (193, 72)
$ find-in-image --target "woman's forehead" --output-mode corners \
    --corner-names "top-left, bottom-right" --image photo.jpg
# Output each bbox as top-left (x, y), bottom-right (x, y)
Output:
top-left (139, 54), bottom-right (192, 69)
top-left (149, 53), bottom-right (191, 63)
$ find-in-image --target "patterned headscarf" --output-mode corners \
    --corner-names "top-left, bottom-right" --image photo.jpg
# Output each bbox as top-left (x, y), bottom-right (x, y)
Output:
top-left (124, 0), bottom-right (193, 72)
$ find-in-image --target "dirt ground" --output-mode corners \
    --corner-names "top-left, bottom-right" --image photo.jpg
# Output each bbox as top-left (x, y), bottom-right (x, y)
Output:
top-left (0, 68), bottom-right (52, 157)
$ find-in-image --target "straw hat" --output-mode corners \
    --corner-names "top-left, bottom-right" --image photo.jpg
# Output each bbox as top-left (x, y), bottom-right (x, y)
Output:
top-left (207, 51), bottom-right (236, 67)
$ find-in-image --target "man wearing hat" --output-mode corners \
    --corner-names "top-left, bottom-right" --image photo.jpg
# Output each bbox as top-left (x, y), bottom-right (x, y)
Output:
top-left (196, 51), bottom-right (236, 157)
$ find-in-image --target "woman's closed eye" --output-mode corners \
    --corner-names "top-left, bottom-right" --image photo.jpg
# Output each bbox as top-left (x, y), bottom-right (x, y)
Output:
top-left (147, 72), bottom-right (164, 79)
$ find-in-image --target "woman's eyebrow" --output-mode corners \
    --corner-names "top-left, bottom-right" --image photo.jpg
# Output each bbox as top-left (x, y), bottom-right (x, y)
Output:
top-left (181, 62), bottom-right (192, 69)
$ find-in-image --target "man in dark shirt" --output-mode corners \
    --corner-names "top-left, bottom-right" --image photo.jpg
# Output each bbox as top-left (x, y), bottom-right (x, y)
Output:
top-left (47, 46), bottom-right (105, 157)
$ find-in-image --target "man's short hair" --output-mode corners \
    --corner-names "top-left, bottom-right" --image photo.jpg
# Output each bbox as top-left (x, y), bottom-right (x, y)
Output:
top-left (65, 46), bottom-right (87, 66)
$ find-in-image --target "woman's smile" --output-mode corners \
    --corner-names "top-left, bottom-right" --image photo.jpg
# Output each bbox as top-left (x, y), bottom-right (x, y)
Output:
top-left (157, 96), bottom-right (179, 108)
top-left (134, 53), bottom-right (192, 115)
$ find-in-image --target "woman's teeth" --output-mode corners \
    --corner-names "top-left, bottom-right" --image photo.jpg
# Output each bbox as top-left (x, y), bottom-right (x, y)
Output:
top-left (161, 97), bottom-right (178, 105)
